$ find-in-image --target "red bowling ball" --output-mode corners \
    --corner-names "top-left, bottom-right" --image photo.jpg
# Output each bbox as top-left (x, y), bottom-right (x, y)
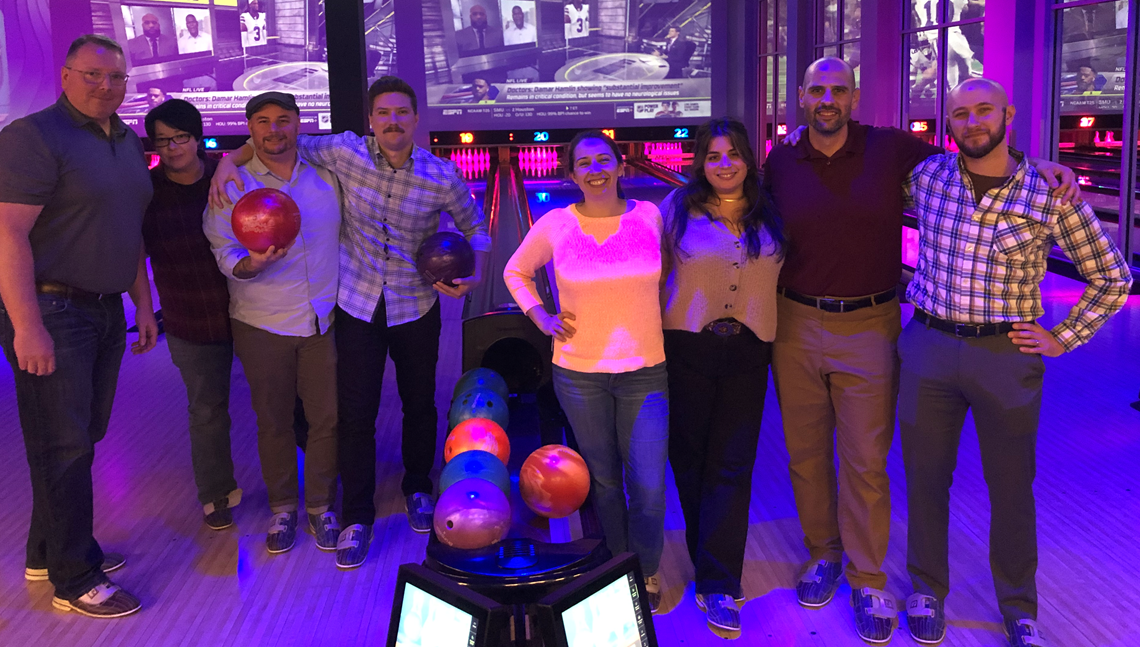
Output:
top-left (519, 445), bottom-right (591, 519)
top-left (433, 477), bottom-right (511, 550)
top-left (444, 418), bottom-right (510, 465)
top-left (231, 187), bottom-right (301, 254)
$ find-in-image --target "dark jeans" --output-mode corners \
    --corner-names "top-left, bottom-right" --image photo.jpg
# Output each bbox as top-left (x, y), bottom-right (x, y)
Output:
top-left (337, 299), bottom-right (441, 527)
top-left (665, 328), bottom-right (772, 597)
top-left (898, 319), bottom-right (1043, 621)
top-left (0, 293), bottom-right (125, 600)
top-left (552, 362), bottom-right (669, 577)
top-left (166, 334), bottom-right (238, 506)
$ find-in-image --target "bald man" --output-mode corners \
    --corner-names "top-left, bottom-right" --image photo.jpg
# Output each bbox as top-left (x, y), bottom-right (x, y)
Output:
top-left (456, 4), bottom-right (503, 53)
top-left (127, 13), bottom-right (176, 62)
top-left (765, 58), bottom-right (1079, 644)
top-left (898, 78), bottom-right (1130, 647)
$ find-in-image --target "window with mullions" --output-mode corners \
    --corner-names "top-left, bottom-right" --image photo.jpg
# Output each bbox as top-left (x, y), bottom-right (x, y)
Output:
top-left (902, 0), bottom-right (985, 146)
top-left (1053, 1), bottom-right (1129, 237)
top-left (816, 0), bottom-right (861, 87)
top-left (760, 0), bottom-right (788, 158)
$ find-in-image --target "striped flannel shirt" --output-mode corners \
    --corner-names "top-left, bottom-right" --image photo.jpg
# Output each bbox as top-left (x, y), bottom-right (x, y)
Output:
top-left (903, 150), bottom-right (1132, 352)
top-left (297, 133), bottom-right (491, 326)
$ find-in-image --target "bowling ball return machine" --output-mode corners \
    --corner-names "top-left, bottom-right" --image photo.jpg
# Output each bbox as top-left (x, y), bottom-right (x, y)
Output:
top-left (420, 309), bottom-right (616, 645)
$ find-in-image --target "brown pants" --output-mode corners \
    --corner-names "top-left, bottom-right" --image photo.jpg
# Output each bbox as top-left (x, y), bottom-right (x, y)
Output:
top-left (771, 295), bottom-right (901, 590)
top-left (232, 319), bottom-right (338, 514)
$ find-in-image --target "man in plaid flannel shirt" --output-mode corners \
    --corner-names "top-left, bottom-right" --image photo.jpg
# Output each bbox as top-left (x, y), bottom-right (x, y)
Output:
top-left (898, 78), bottom-right (1132, 647)
top-left (211, 77), bottom-right (491, 569)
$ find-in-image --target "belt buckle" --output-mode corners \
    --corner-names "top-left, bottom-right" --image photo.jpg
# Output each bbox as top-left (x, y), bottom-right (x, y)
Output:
top-left (954, 323), bottom-right (978, 338)
top-left (817, 297), bottom-right (843, 313)
top-left (710, 321), bottom-right (733, 337)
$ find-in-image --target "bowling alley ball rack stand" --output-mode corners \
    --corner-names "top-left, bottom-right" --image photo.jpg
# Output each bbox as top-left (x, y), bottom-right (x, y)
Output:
top-left (424, 360), bottom-right (613, 645)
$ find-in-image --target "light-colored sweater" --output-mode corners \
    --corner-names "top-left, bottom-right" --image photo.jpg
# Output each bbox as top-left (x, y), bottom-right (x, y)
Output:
top-left (504, 200), bottom-right (666, 373)
top-left (660, 190), bottom-right (784, 341)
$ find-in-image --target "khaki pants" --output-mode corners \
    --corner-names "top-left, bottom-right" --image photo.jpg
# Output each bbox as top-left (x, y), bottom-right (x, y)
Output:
top-left (232, 319), bottom-right (338, 514)
top-left (772, 295), bottom-right (901, 590)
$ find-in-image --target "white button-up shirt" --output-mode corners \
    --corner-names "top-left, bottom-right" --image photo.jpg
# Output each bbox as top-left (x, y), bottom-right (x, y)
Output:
top-left (204, 152), bottom-right (341, 337)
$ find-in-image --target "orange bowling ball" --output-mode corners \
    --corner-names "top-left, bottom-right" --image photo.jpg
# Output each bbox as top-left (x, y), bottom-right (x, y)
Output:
top-left (519, 444), bottom-right (590, 518)
top-left (444, 418), bottom-right (510, 465)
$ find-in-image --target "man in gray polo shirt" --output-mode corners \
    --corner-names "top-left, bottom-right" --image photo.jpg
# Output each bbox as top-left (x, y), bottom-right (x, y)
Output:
top-left (0, 34), bottom-right (157, 618)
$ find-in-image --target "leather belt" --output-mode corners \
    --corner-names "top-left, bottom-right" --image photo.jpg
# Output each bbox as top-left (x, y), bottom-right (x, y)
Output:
top-left (913, 310), bottom-right (1017, 338)
top-left (703, 318), bottom-right (744, 337)
top-left (35, 281), bottom-right (118, 301)
top-left (778, 287), bottom-right (897, 313)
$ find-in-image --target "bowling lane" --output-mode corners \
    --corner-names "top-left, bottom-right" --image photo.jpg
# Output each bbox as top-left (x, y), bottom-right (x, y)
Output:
top-left (522, 166), bottom-right (679, 217)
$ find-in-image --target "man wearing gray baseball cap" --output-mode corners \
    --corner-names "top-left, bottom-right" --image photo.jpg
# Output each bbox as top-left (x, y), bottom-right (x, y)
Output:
top-left (203, 90), bottom-right (344, 559)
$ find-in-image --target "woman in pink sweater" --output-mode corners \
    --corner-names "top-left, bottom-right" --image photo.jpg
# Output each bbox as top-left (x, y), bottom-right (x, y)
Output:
top-left (504, 131), bottom-right (669, 612)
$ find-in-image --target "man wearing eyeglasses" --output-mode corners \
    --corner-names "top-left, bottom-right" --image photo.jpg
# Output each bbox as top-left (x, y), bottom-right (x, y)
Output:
top-left (0, 34), bottom-right (155, 619)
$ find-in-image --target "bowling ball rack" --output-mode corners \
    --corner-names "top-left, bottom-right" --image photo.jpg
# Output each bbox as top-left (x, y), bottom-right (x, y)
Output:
top-left (425, 376), bottom-right (611, 645)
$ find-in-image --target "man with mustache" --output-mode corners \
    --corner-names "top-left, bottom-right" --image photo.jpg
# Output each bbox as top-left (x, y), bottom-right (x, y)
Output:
top-left (209, 76), bottom-right (490, 569)
top-left (203, 92), bottom-right (342, 558)
top-left (764, 57), bottom-right (1079, 644)
top-left (127, 12), bottom-right (177, 63)
top-left (898, 78), bottom-right (1130, 647)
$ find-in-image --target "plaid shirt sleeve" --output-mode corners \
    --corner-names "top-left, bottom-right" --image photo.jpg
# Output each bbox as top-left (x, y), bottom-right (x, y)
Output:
top-left (296, 132), bottom-right (353, 171)
top-left (1048, 199), bottom-right (1133, 351)
top-left (441, 162), bottom-right (492, 253)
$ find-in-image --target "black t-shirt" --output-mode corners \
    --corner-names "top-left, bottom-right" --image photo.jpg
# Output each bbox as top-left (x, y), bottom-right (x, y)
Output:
top-left (966, 169), bottom-right (1010, 205)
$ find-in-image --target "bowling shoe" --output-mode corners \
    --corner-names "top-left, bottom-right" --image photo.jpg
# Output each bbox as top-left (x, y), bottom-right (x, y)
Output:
top-left (1005, 619), bottom-right (1048, 647)
top-left (644, 574), bottom-right (661, 614)
top-left (307, 511), bottom-right (341, 551)
top-left (335, 524), bottom-right (374, 570)
top-left (52, 581), bottom-right (141, 618)
top-left (205, 498), bottom-right (234, 530)
top-left (405, 493), bottom-right (435, 534)
top-left (696, 593), bottom-right (741, 631)
top-left (905, 593), bottom-right (946, 644)
top-left (851, 587), bottom-right (897, 644)
top-left (266, 511), bottom-right (298, 554)
top-left (26, 553), bottom-right (126, 582)
top-left (797, 559), bottom-right (843, 607)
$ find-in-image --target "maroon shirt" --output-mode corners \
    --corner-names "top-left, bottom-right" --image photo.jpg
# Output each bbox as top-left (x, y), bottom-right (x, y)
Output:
top-left (763, 122), bottom-right (941, 297)
top-left (142, 156), bottom-right (232, 344)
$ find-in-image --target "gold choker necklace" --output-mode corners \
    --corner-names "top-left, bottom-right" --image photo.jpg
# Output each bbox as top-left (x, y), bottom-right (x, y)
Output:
top-left (718, 196), bottom-right (743, 203)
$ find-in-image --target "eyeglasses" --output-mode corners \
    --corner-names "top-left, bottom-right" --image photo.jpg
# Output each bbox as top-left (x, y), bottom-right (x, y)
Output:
top-left (154, 133), bottom-right (194, 148)
top-left (65, 67), bottom-right (130, 87)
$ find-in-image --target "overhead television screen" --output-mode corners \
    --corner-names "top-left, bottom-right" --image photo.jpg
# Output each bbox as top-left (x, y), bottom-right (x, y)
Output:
top-left (0, 0), bottom-right (331, 136)
top-left (424, 0), bottom-right (715, 127)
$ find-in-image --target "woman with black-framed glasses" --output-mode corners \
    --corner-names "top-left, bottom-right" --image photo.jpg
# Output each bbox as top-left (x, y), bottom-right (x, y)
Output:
top-left (142, 99), bottom-right (243, 532)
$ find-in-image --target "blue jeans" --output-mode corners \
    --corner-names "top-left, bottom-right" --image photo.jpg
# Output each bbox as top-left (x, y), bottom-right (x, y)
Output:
top-left (166, 334), bottom-right (238, 506)
top-left (552, 362), bottom-right (669, 576)
top-left (0, 293), bottom-right (125, 600)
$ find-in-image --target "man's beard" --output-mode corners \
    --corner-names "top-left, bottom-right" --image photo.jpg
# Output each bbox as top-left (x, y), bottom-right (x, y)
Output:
top-left (955, 114), bottom-right (1007, 159)
top-left (809, 104), bottom-right (848, 135)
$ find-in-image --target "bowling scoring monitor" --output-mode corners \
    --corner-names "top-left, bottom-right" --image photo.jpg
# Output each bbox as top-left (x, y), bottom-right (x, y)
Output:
top-left (385, 564), bottom-right (507, 647)
top-left (537, 553), bottom-right (659, 647)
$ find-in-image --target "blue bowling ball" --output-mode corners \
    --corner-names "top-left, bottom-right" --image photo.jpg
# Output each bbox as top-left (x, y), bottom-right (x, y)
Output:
top-left (453, 368), bottom-right (510, 402)
top-left (439, 449), bottom-right (510, 497)
top-left (448, 387), bottom-right (510, 431)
